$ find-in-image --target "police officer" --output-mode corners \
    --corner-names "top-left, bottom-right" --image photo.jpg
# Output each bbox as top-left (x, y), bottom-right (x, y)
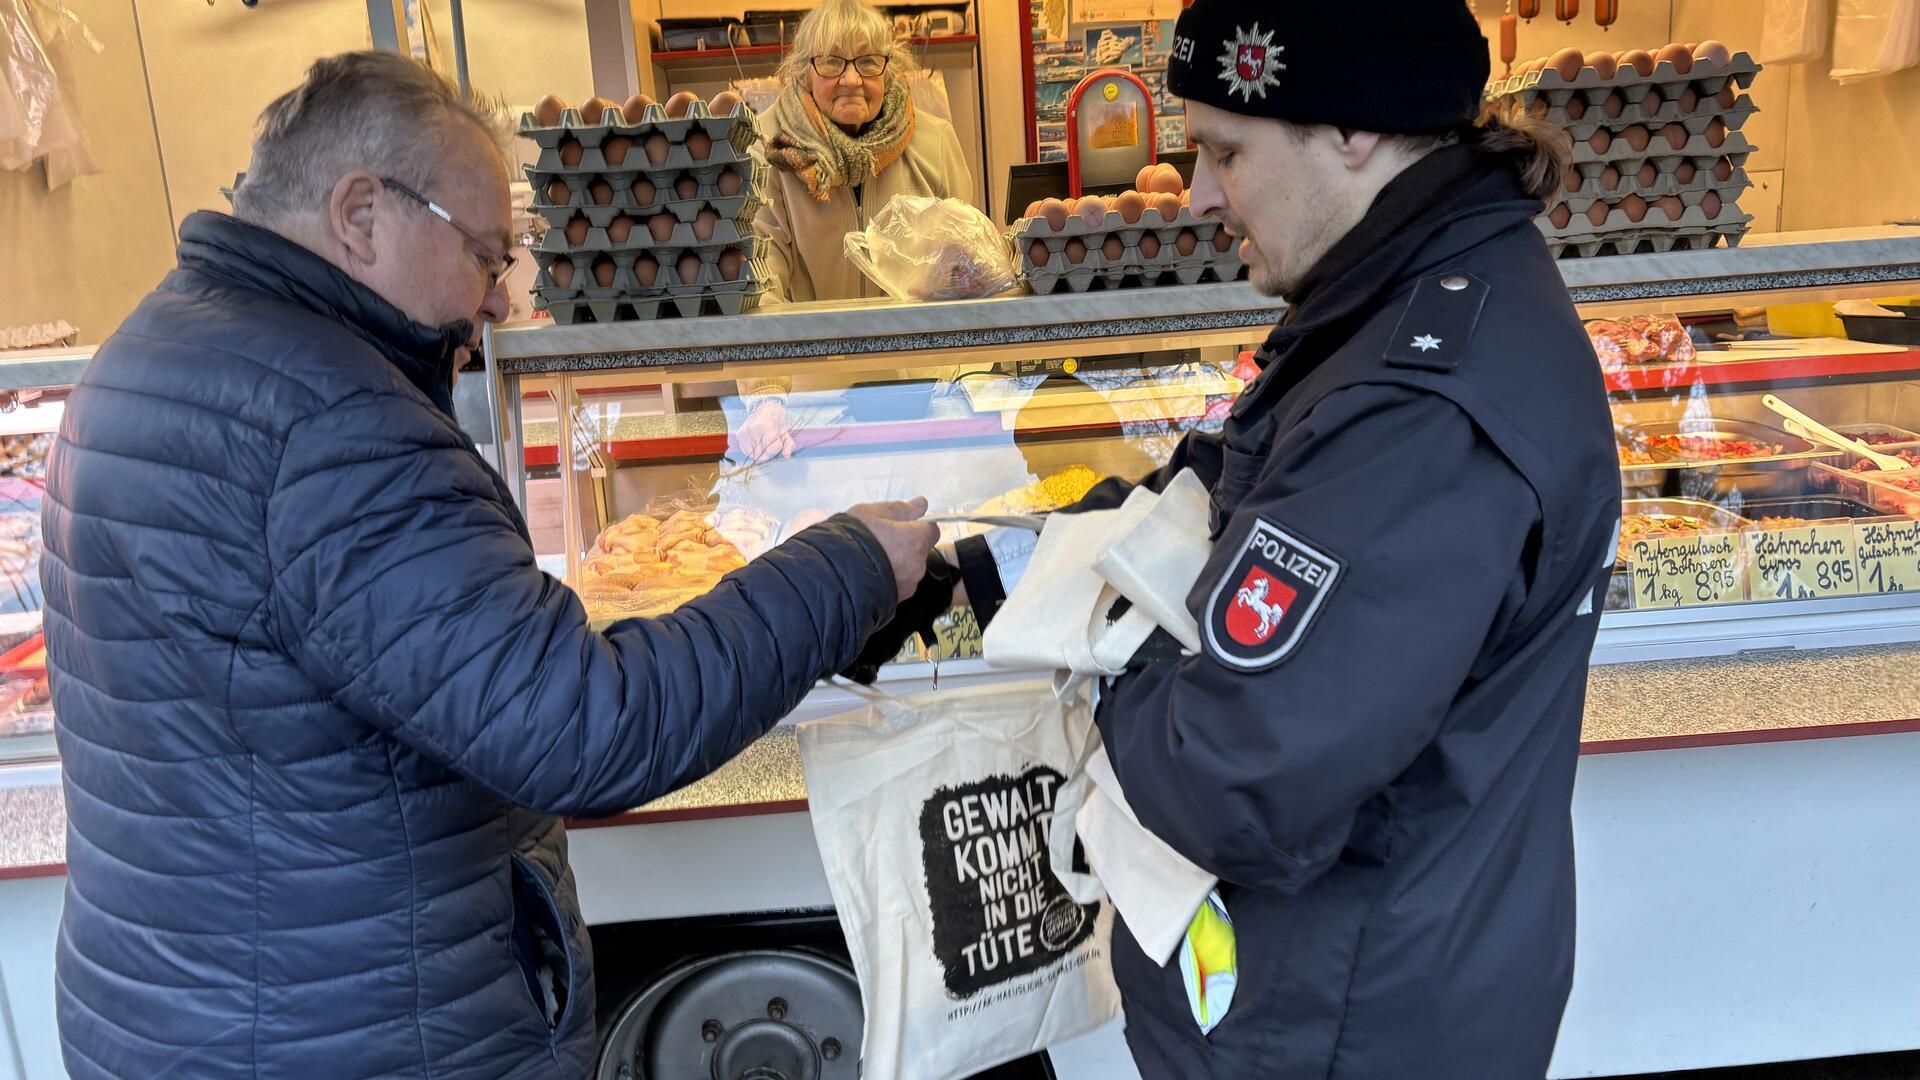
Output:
top-left (847, 2), bottom-right (1623, 1076)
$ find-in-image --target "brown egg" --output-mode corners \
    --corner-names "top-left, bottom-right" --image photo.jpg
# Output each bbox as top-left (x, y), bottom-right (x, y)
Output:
top-left (676, 252), bottom-right (703, 284)
top-left (1180, 189), bottom-right (1191, 206)
top-left (1601, 93), bottom-right (1625, 119)
top-left (1637, 161), bottom-right (1660, 187)
top-left (648, 212), bottom-right (677, 243)
top-left (563, 216), bottom-right (590, 246)
top-left (1589, 129), bottom-right (1613, 154)
top-left (1600, 165), bottom-right (1621, 191)
top-left (1675, 160), bottom-right (1698, 184)
top-left (1040, 198), bottom-right (1070, 230)
top-left (1620, 126), bottom-right (1650, 152)
top-left (1064, 237), bottom-right (1088, 264)
top-left (719, 248), bottom-right (746, 281)
top-left (1077, 196), bottom-right (1109, 227)
top-left (686, 130), bottom-right (714, 161)
top-left (548, 259), bottom-right (575, 288)
top-left (1620, 194), bottom-right (1649, 222)
top-left (1641, 90), bottom-right (1663, 118)
top-left (1028, 239), bottom-right (1051, 266)
top-left (545, 178), bottom-right (571, 205)
top-left (1148, 192), bottom-right (1182, 222)
top-left (1564, 96), bottom-right (1587, 121)
top-left (589, 178), bottom-right (615, 205)
top-left (664, 91), bottom-right (701, 119)
top-left (644, 134), bottom-right (672, 164)
top-left (632, 177), bottom-right (657, 206)
top-left (1716, 86), bottom-right (1737, 109)
top-left (635, 255), bottom-right (659, 287)
top-left (1679, 88), bottom-right (1699, 113)
top-left (558, 138), bottom-right (584, 167)
top-left (1549, 203), bottom-right (1574, 229)
top-left (1654, 43), bottom-right (1694, 74)
top-left (1705, 119), bottom-right (1728, 147)
top-left (1692, 40), bottom-right (1732, 68)
top-left (1136, 164), bottom-right (1157, 191)
top-left (1528, 98), bottom-right (1551, 121)
top-left (1115, 191), bottom-right (1147, 224)
top-left (592, 256), bottom-right (617, 288)
top-left (709, 90), bottom-right (744, 116)
top-left (621, 93), bottom-right (655, 123)
top-left (674, 175), bottom-right (700, 201)
top-left (1102, 234), bottom-right (1125, 260)
top-left (603, 136), bottom-right (635, 166)
top-left (1139, 232), bottom-right (1161, 259)
top-left (1549, 47), bottom-right (1585, 82)
top-left (1656, 194), bottom-right (1686, 221)
top-left (1701, 190), bottom-right (1724, 218)
top-left (693, 208), bottom-right (722, 240)
top-left (1618, 49), bottom-right (1656, 77)
top-left (1659, 123), bottom-right (1689, 150)
top-left (717, 169), bottom-right (746, 197)
top-left (1586, 51), bottom-right (1619, 79)
top-left (1148, 163), bottom-right (1184, 195)
top-left (1212, 228), bottom-right (1233, 253)
top-left (1684, 41), bottom-right (1698, 52)
top-left (582, 96), bottom-right (619, 123)
top-left (607, 215), bottom-right (636, 243)
top-left (1174, 229), bottom-right (1198, 257)
top-left (534, 95), bottom-right (568, 126)
top-left (1561, 164), bottom-right (1582, 193)
top-left (1586, 201), bottom-right (1611, 227)
top-left (1713, 156), bottom-right (1735, 181)
top-left (1025, 200), bottom-right (1044, 220)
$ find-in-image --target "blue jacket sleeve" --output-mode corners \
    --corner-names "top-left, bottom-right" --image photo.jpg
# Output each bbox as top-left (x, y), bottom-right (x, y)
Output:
top-left (1094, 383), bottom-right (1539, 893)
top-left (265, 389), bottom-right (898, 818)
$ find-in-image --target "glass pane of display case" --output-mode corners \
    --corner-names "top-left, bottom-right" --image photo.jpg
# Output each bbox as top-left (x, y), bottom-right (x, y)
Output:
top-left (0, 369), bottom-right (64, 765)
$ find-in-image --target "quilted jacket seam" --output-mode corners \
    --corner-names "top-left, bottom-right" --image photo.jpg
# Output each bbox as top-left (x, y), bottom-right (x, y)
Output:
top-left (52, 434), bottom-right (269, 502)
top-left (104, 326), bottom-right (324, 421)
top-left (384, 741), bottom-right (433, 1078)
top-left (72, 379), bottom-right (285, 442)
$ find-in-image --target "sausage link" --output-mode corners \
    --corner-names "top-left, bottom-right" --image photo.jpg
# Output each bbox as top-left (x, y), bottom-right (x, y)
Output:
top-left (1501, 13), bottom-right (1518, 64)
top-left (1556, 0), bottom-right (1579, 20)
top-left (1594, 0), bottom-right (1618, 26)
top-left (1517, 0), bottom-right (1540, 18)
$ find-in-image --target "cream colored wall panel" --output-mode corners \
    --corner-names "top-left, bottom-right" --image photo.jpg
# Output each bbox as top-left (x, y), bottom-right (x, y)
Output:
top-left (134, 0), bottom-right (368, 229)
top-left (1743, 168), bottom-right (1785, 233)
top-left (978, 0), bottom-right (1023, 221)
top-left (2, 0), bottom-right (175, 345)
top-left (447, 0), bottom-right (594, 115)
top-left (1781, 60), bottom-right (1920, 230)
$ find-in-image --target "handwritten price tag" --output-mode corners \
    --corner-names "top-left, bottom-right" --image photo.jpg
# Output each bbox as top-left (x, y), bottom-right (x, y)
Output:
top-left (1855, 519), bottom-right (1920, 595)
top-left (1631, 531), bottom-right (1746, 608)
top-left (1746, 525), bottom-right (1862, 601)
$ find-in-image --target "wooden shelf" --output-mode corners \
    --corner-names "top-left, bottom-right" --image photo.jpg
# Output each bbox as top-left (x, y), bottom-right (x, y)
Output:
top-left (651, 34), bottom-right (977, 64)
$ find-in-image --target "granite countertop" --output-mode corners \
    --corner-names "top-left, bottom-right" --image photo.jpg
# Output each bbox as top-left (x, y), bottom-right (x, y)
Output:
top-left (9, 641), bottom-right (1920, 876)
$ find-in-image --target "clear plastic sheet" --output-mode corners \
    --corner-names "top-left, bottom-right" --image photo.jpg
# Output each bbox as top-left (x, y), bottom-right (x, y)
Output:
top-left (844, 194), bottom-right (1020, 302)
top-left (1, 0), bottom-right (101, 188)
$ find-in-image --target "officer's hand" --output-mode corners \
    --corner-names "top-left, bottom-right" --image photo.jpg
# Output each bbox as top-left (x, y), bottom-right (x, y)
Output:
top-left (847, 497), bottom-right (939, 602)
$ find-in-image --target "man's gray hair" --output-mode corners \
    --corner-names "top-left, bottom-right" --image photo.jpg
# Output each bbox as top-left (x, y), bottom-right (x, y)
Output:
top-left (233, 50), bottom-right (509, 225)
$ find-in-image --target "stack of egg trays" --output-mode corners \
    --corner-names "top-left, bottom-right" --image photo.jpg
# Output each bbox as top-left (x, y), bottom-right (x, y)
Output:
top-left (519, 100), bottom-right (771, 321)
top-left (1488, 51), bottom-right (1763, 258)
top-left (1013, 207), bottom-right (1246, 295)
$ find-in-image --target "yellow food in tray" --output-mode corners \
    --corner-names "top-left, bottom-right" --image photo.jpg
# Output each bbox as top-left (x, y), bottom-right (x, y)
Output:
top-left (579, 505), bottom-right (775, 619)
top-left (976, 465), bottom-right (1101, 515)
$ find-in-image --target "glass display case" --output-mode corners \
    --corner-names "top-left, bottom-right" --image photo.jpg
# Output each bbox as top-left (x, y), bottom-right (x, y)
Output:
top-left (0, 349), bottom-right (80, 765)
top-left (484, 227), bottom-right (1920, 680)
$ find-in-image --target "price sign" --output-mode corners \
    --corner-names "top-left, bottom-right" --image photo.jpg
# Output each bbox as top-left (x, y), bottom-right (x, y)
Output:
top-left (1854, 519), bottom-right (1920, 595)
top-left (1746, 524), bottom-right (1862, 601)
top-left (1630, 531), bottom-right (1745, 608)
top-left (891, 608), bottom-right (985, 665)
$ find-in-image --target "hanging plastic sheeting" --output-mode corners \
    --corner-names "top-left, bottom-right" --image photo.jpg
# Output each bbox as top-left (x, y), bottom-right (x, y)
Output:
top-left (1830, 0), bottom-right (1920, 82)
top-left (1760, 0), bottom-right (1836, 63)
top-left (1, 0), bottom-right (101, 189)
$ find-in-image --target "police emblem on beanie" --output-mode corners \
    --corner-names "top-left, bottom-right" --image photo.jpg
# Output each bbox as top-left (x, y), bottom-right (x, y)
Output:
top-left (1219, 24), bottom-right (1285, 102)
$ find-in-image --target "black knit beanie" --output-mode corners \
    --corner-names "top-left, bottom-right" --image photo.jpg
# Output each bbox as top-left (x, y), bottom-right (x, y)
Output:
top-left (1167, 1), bottom-right (1490, 134)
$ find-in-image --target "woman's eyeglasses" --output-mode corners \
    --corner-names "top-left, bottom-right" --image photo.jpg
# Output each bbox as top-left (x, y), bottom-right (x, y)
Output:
top-left (380, 178), bottom-right (517, 288)
top-left (811, 54), bottom-right (890, 78)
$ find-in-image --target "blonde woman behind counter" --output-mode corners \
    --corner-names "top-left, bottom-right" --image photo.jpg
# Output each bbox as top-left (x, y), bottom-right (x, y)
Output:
top-left (733, 0), bottom-right (974, 460)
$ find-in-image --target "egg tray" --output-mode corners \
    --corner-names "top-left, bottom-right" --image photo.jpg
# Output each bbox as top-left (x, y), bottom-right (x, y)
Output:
top-left (534, 241), bottom-right (767, 299)
top-left (1549, 96), bottom-right (1758, 146)
top-left (1570, 128), bottom-right (1754, 171)
top-left (520, 109), bottom-right (760, 177)
top-left (1534, 86), bottom-right (1745, 131)
top-left (1545, 222), bottom-right (1750, 260)
top-left (1487, 51), bottom-right (1762, 106)
top-left (1550, 173), bottom-right (1752, 218)
top-left (1022, 249), bottom-right (1246, 296)
top-left (535, 201), bottom-right (762, 255)
top-left (536, 285), bottom-right (771, 324)
top-left (1011, 205), bottom-right (1226, 246)
top-left (531, 161), bottom-right (764, 221)
top-left (1539, 195), bottom-right (1750, 237)
top-left (1555, 161), bottom-right (1747, 204)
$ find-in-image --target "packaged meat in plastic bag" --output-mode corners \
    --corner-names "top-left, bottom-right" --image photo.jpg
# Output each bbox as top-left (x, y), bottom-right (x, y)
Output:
top-left (844, 194), bottom-right (1020, 302)
top-left (1586, 314), bottom-right (1697, 367)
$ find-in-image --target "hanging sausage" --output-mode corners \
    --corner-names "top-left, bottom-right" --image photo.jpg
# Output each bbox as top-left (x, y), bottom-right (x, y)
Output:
top-left (1517, 0), bottom-right (1540, 20)
top-left (1594, 0), bottom-right (1618, 29)
top-left (1556, 0), bottom-right (1579, 21)
top-left (1501, 8), bottom-right (1519, 73)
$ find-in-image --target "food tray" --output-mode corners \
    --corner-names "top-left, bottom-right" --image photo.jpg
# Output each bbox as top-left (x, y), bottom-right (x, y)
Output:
top-left (518, 100), bottom-right (761, 175)
top-left (534, 241), bottom-right (767, 300)
top-left (1811, 462), bottom-right (1920, 517)
top-left (1617, 497), bottom-right (1752, 560)
top-left (1546, 221), bottom-right (1748, 260)
top-left (1014, 207), bottom-right (1244, 294)
top-left (1834, 422), bottom-right (1920, 449)
top-left (1548, 96), bottom-right (1759, 146)
top-left (531, 161), bottom-right (763, 221)
top-left (1553, 173), bottom-right (1751, 216)
top-left (1619, 419), bottom-right (1839, 500)
top-left (1489, 50), bottom-right (1762, 104)
top-left (1567, 128), bottom-right (1755, 170)
top-left (1740, 495), bottom-right (1884, 525)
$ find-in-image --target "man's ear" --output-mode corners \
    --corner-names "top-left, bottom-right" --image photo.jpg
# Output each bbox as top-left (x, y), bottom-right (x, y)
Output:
top-left (327, 171), bottom-right (384, 268)
top-left (1332, 128), bottom-right (1386, 172)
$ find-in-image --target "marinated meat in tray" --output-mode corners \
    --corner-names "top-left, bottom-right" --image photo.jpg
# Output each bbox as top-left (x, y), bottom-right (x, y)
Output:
top-left (1859, 432), bottom-right (1916, 446)
top-left (1618, 445), bottom-right (1657, 467)
top-left (1618, 512), bottom-right (1712, 562)
top-left (1848, 450), bottom-right (1920, 472)
top-left (1587, 314), bottom-right (1697, 367)
top-left (1643, 432), bottom-right (1783, 460)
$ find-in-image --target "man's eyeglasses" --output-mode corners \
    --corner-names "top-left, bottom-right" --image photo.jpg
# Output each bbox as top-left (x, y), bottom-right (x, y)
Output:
top-left (810, 54), bottom-right (890, 79)
top-left (380, 178), bottom-right (517, 288)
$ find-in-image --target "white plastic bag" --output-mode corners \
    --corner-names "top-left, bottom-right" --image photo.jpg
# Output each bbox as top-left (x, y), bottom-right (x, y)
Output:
top-left (1761, 0), bottom-right (1835, 63)
top-left (845, 194), bottom-right (1020, 301)
top-left (1831, 0), bottom-right (1920, 81)
top-left (796, 679), bottom-right (1121, 1080)
top-left (1, 0), bottom-right (101, 188)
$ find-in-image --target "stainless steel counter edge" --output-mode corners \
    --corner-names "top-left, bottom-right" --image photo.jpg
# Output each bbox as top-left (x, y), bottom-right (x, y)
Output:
top-left (490, 226), bottom-right (1920, 372)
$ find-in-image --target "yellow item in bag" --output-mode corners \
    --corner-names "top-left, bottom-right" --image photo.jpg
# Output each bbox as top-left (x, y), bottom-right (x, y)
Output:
top-left (1179, 889), bottom-right (1238, 1035)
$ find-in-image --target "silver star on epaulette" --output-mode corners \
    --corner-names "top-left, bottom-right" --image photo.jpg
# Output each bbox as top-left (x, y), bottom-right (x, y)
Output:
top-left (1411, 334), bottom-right (1443, 352)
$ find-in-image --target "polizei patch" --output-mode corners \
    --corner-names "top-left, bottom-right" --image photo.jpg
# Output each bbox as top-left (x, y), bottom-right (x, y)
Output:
top-left (1204, 518), bottom-right (1343, 670)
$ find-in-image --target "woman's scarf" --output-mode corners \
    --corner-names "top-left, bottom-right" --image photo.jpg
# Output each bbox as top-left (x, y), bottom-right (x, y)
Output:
top-left (765, 74), bottom-right (916, 200)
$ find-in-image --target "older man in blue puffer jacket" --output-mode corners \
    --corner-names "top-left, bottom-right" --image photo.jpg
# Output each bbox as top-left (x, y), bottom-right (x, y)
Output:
top-left (44, 52), bottom-right (939, 1079)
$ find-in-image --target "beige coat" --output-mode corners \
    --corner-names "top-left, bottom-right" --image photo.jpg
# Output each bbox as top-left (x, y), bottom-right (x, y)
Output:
top-left (752, 101), bottom-right (974, 304)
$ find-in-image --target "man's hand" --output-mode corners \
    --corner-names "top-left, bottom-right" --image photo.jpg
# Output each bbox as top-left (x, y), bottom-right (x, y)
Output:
top-left (848, 497), bottom-right (939, 602)
top-left (736, 399), bottom-right (796, 462)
